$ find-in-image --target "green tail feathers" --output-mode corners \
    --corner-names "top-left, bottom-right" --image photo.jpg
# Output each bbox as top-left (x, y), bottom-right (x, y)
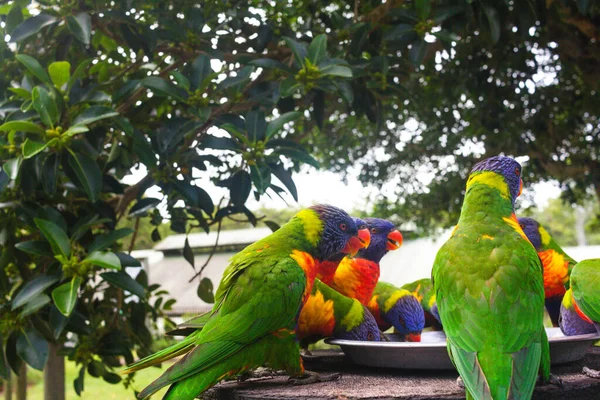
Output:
top-left (122, 331), bottom-right (200, 375)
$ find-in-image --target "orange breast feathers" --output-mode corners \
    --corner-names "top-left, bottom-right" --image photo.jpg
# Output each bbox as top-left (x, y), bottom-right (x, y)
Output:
top-left (290, 250), bottom-right (318, 301)
top-left (331, 257), bottom-right (380, 305)
top-left (316, 259), bottom-right (340, 285)
top-left (538, 249), bottom-right (569, 298)
top-left (367, 295), bottom-right (390, 331)
top-left (297, 290), bottom-right (336, 339)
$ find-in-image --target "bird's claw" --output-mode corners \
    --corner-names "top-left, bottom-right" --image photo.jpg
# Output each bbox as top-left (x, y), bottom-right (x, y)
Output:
top-left (456, 376), bottom-right (465, 388)
top-left (289, 370), bottom-right (341, 385)
top-left (583, 366), bottom-right (600, 379)
top-left (536, 373), bottom-right (563, 387)
top-left (380, 330), bottom-right (390, 342)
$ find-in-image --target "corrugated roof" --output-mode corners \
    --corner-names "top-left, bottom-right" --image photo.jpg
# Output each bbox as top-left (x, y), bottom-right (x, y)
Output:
top-left (153, 227), bottom-right (273, 251)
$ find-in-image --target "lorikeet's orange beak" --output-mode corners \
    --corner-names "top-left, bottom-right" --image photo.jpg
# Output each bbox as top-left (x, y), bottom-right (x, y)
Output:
top-left (386, 229), bottom-right (403, 251)
top-left (342, 228), bottom-right (371, 256)
top-left (406, 332), bottom-right (421, 342)
top-left (518, 179), bottom-right (523, 197)
top-left (573, 299), bottom-right (594, 324)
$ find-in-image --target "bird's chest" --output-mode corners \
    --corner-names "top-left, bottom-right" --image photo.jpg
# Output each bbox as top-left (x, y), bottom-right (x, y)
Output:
top-left (290, 250), bottom-right (319, 302)
top-left (334, 259), bottom-right (380, 305)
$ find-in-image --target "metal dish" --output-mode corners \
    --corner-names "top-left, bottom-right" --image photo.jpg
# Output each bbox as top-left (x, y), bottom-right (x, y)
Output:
top-left (325, 327), bottom-right (600, 370)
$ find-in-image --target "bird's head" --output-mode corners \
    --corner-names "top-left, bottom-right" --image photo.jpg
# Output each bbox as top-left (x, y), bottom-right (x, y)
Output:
top-left (353, 217), bottom-right (371, 249)
top-left (309, 204), bottom-right (370, 261)
top-left (430, 302), bottom-right (442, 325)
top-left (559, 288), bottom-right (597, 336)
top-left (359, 218), bottom-right (403, 263)
top-left (467, 155), bottom-right (523, 204)
top-left (336, 305), bottom-right (381, 342)
top-left (385, 290), bottom-right (425, 342)
top-left (517, 217), bottom-right (542, 250)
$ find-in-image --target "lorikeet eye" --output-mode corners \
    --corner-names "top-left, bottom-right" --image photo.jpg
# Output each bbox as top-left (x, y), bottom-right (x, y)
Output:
top-left (339, 223), bottom-right (347, 231)
top-left (370, 228), bottom-right (377, 234)
top-left (515, 167), bottom-right (520, 175)
top-left (367, 332), bottom-right (375, 341)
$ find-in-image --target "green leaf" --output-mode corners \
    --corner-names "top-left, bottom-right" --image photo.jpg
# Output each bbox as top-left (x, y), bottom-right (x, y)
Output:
top-left (265, 111), bottom-right (302, 139)
top-left (32, 86), bottom-right (59, 127)
top-left (88, 228), bottom-right (134, 253)
top-left (12, 275), bottom-right (60, 310)
top-left (197, 278), bottom-right (214, 303)
top-left (0, 334), bottom-right (9, 380)
top-left (187, 55), bottom-right (213, 91)
top-left (74, 366), bottom-right (85, 395)
top-left (482, 5), bottom-right (501, 44)
top-left (0, 121), bottom-right (45, 135)
top-left (49, 305), bottom-right (69, 340)
top-left (48, 61), bottom-right (71, 88)
top-left (268, 163), bottom-right (298, 201)
top-left (200, 135), bottom-right (240, 152)
top-left (9, 14), bottom-right (58, 43)
top-left (8, 87), bottom-right (32, 99)
top-left (308, 34), bottom-right (328, 65)
top-left (16, 328), bottom-right (48, 371)
top-left (577, 0), bottom-right (590, 14)
top-left (100, 272), bottom-right (145, 299)
top-left (415, 0), bottom-right (431, 20)
top-left (172, 181), bottom-right (215, 214)
top-left (22, 139), bottom-right (52, 159)
top-left (62, 125), bottom-right (89, 138)
top-left (67, 59), bottom-right (93, 92)
top-left (320, 65), bottom-right (353, 78)
top-left (283, 37), bottom-right (307, 67)
top-left (151, 228), bottom-right (161, 242)
top-left (16, 55), bottom-right (52, 85)
top-left (141, 77), bottom-right (188, 101)
top-left (3, 157), bottom-right (23, 180)
top-left (20, 294), bottom-right (51, 317)
top-left (263, 220), bottom-right (280, 232)
top-left (183, 238), bottom-right (194, 270)
top-left (15, 240), bottom-right (53, 257)
top-left (279, 76), bottom-right (301, 97)
top-left (250, 163), bottom-right (271, 195)
top-left (6, 332), bottom-right (22, 375)
top-left (84, 251), bottom-right (121, 270)
top-left (42, 154), bottom-right (59, 195)
top-left (87, 359), bottom-right (106, 378)
top-left (68, 152), bottom-right (102, 202)
top-left (129, 198), bottom-right (161, 217)
top-left (51, 276), bottom-right (82, 317)
top-left (72, 106), bottom-right (118, 126)
top-left (409, 39), bottom-right (428, 65)
top-left (245, 110), bottom-right (266, 141)
top-left (115, 252), bottom-right (142, 268)
top-left (229, 171), bottom-right (252, 206)
top-left (103, 372), bottom-right (122, 384)
top-left (170, 71), bottom-right (190, 91)
top-left (34, 218), bottom-right (71, 258)
top-left (384, 24), bottom-right (415, 41)
top-left (66, 13), bottom-right (92, 45)
top-left (273, 148), bottom-right (320, 168)
top-left (248, 58), bottom-right (288, 70)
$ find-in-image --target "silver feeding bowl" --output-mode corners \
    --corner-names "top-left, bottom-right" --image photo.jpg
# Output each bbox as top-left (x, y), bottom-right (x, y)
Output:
top-left (325, 327), bottom-right (600, 370)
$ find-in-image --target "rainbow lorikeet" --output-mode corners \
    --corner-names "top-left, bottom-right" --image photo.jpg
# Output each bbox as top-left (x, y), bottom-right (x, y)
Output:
top-left (123, 205), bottom-right (370, 400)
top-left (566, 258), bottom-right (600, 379)
top-left (328, 218), bottom-right (403, 305)
top-left (297, 279), bottom-right (381, 347)
top-left (317, 217), bottom-right (368, 285)
top-left (401, 278), bottom-right (442, 330)
top-left (518, 217), bottom-right (577, 326)
top-left (367, 281), bottom-right (424, 341)
top-left (432, 156), bottom-right (551, 399)
top-left (558, 288), bottom-right (596, 336)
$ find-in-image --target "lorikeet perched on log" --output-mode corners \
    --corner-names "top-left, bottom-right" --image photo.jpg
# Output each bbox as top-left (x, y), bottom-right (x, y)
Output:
top-left (317, 218), bottom-right (369, 285)
top-left (123, 205), bottom-right (369, 400)
top-left (328, 218), bottom-right (403, 305)
top-left (558, 288), bottom-right (597, 336)
top-left (565, 258), bottom-right (600, 378)
top-left (401, 278), bottom-right (442, 330)
top-left (432, 156), bottom-right (551, 400)
top-left (367, 281), bottom-right (424, 341)
top-left (518, 217), bottom-right (577, 326)
top-left (298, 279), bottom-right (381, 347)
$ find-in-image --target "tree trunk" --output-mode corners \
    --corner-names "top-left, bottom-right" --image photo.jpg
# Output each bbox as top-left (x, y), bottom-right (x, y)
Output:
top-left (44, 343), bottom-right (65, 400)
top-left (16, 364), bottom-right (25, 400)
top-left (4, 369), bottom-right (12, 400)
top-left (575, 206), bottom-right (587, 246)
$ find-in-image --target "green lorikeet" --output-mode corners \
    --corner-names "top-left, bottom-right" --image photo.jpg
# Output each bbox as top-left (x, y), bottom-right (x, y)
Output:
top-left (297, 279), bottom-right (381, 347)
top-left (327, 218), bottom-right (403, 305)
top-left (432, 156), bottom-right (550, 400)
top-left (566, 258), bottom-right (600, 378)
top-left (123, 204), bottom-right (369, 400)
top-left (401, 278), bottom-right (442, 330)
top-left (367, 281), bottom-right (424, 341)
top-left (518, 217), bottom-right (578, 326)
top-left (558, 288), bottom-right (596, 336)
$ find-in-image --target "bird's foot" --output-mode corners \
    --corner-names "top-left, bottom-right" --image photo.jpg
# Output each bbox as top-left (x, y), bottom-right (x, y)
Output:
top-left (456, 376), bottom-right (464, 389)
top-left (300, 347), bottom-right (314, 358)
top-left (583, 366), bottom-right (600, 379)
top-left (538, 373), bottom-right (563, 387)
top-left (235, 367), bottom-right (280, 382)
top-left (288, 370), bottom-right (341, 385)
top-left (380, 330), bottom-right (390, 342)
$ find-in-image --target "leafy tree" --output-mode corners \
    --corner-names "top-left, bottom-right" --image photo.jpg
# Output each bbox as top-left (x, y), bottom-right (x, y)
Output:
top-left (0, 0), bottom-right (597, 397)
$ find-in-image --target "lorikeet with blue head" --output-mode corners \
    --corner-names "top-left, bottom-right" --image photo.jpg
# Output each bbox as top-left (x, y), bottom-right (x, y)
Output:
top-left (367, 281), bottom-right (424, 341)
top-left (563, 258), bottom-right (600, 378)
top-left (432, 155), bottom-right (551, 400)
top-left (328, 218), bottom-right (403, 305)
top-left (518, 217), bottom-right (577, 327)
top-left (401, 278), bottom-right (442, 330)
top-left (317, 217), bottom-right (368, 285)
top-left (558, 288), bottom-right (597, 336)
top-left (298, 279), bottom-right (381, 347)
top-left (123, 204), bottom-right (370, 400)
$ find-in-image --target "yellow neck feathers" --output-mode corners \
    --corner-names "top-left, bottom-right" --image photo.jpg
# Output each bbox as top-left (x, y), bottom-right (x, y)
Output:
top-left (296, 209), bottom-right (324, 247)
top-left (466, 171), bottom-right (511, 200)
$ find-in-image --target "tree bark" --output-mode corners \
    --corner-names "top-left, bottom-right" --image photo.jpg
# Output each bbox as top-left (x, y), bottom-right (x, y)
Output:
top-left (4, 369), bottom-right (12, 400)
top-left (44, 343), bottom-right (65, 400)
top-left (16, 364), bottom-right (25, 400)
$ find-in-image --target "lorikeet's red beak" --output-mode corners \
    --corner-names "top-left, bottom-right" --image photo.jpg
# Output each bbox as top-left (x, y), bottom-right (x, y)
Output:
top-left (386, 229), bottom-right (403, 251)
top-left (406, 332), bottom-right (421, 342)
top-left (518, 179), bottom-right (523, 197)
top-left (342, 228), bottom-right (371, 256)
